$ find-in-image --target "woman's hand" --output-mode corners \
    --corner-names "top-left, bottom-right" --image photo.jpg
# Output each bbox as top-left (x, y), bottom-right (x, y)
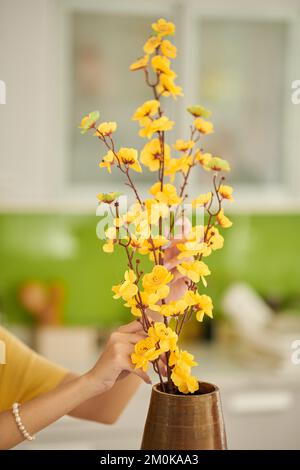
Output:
top-left (85, 320), bottom-right (152, 396)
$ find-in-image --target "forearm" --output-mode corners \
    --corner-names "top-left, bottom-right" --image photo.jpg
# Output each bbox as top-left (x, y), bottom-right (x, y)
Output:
top-left (0, 374), bottom-right (98, 450)
top-left (67, 373), bottom-right (141, 424)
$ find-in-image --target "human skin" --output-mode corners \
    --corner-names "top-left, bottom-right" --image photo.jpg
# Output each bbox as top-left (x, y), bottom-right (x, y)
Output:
top-left (0, 238), bottom-right (188, 449)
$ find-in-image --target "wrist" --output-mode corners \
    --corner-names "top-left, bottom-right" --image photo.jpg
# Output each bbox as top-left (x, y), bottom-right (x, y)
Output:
top-left (82, 369), bottom-right (109, 398)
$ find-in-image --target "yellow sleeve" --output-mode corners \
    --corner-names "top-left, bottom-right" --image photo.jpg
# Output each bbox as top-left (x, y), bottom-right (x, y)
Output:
top-left (0, 326), bottom-right (68, 412)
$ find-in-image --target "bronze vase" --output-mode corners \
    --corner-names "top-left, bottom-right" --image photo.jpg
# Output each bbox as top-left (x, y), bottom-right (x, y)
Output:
top-left (141, 382), bottom-right (227, 450)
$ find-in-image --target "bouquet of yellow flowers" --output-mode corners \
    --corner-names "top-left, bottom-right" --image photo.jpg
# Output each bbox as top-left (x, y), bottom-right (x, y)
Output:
top-left (80, 18), bottom-right (233, 395)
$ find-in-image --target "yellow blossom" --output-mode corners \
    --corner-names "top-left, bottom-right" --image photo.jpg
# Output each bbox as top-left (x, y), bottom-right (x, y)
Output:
top-left (132, 100), bottom-right (160, 125)
top-left (151, 18), bottom-right (175, 37)
top-left (195, 150), bottom-right (212, 170)
top-left (131, 337), bottom-right (162, 372)
top-left (79, 111), bottom-right (99, 134)
top-left (150, 182), bottom-right (182, 206)
top-left (169, 349), bottom-right (199, 394)
top-left (144, 199), bottom-right (169, 225)
top-left (142, 265), bottom-right (173, 293)
top-left (218, 184), bottom-right (234, 201)
top-left (103, 227), bottom-right (117, 253)
top-left (194, 117), bottom-right (214, 134)
top-left (151, 55), bottom-right (175, 77)
top-left (173, 139), bottom-right (195, 152)
top-left (217, 209), bottom-right (233, 228)
top-left (103, 240), bottom-right (114, 253)
top-left (187, 105), bottom-right (211, 118)
top-left (143, 36), bottom-right (161, 54)
top-left (148, 322), bottom-right (178, 352)
top-left (130, 54), bottom-right (149, 71)
top-left (97, 192), bottom-right (122, 204)
top-left (177, 260), bottom-right (211, 285)
top-left (99, 150), bottom-right (115, 173)
top-left (184, 291), bottom-right (213, 322)
top-left (139, 116), bottom-right (174, 139)
top-left (192, 192), bottom-right (212, 208)
top-left (165, 155), bottom-right (192, 182)
top-left (140, 139), bottom-right (171, 172)
top-left (208, 157), bottom-right (230, 172)
top-left (118, 147), bottom-right (142, 173)
top-left (156, 74), bottom-right (183, 99)
top-left (160, 39), bottom-right (177, 58)
top-left (172, 368), bottom-right (199, 394)
top-left (159, 299), bottom-right (187, 317)
top-left (138, 235), bottom-right (169, 262)
top-left (95, 121), bottom-right (117, 136)
top-left (206, 226), bottom-right (224, 252)
top-left (176, 226), bottom-right (211, 259)
top-left (112, 270), bottom-right (138, 302)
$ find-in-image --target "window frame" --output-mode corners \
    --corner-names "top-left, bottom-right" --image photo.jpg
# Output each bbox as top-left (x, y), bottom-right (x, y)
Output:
top-left (58, 0), bottom-right (300, 213)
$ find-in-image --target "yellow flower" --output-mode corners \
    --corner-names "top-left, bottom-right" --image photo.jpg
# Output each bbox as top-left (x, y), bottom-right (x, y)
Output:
top-left (142, 265), bottom-right (173, 293)
top-left (103, 227), bottom-right (117, 253)
top-left (195, 150), bottom-right (212, 171)
top-left (169, 349), bottom-right (199, 394)
top-left (218, 184), bottom-right (234, 201)
top-left (99, 150), bottom-right (115, 173)
top-left (143, 36), bottom-right (161, 54)
top-left (177, 260), bottom-right (211, 285)
top-left (144, 199), bottom-right (169, 225)
top-left (173, 139), bottom-right (195, 152)
top-left (184, 291), bottom-right (213, 322)
top-left (187, 105), bottom-right (211, 118)
top-left (165, 156), bottom-right (192, 182)
top-left (176, 226), bottom-right (211, 259)
top-left (208, 157), bottom-right (230, 172)
top-left (206, 226), bottom-right (224, 252)
top-left (131, 337), bottom-right (161, 372)
top-left (112, 270), bottom-right (138, 302)
top-left (151, 18), bottom-right (175, 37)
top-left (103, 240), bottom-right (114, 253)
top-left (132, 100), bottom-right (160, 125)
top-left (95, 121), bottom-right (117, 136)
top-left (194, 117), bottom-right (214, 134)
top-left (172, 369), bottom-right (199, 394)
top-left (159, 299), bottom-right (187, 317)
top-left (118, 147), bottom-right (142, 173)
top-left (151, 55), bottom-right (175, 77)
top-left (79, 111), bottom-right (99, 134)
top-left (140, 139), bottom-right (171, 172)
top-left (97, 192), bottom-right (122, 204)
top-left (192, 192), bottom-right (212, 208)
top-left (150, 182), bottom-right (182, 206)
top-left (138, 235), bottom-right (169, 262)
top-left (148, 322), bottom-right (178, 352)
top-left (217, 208), bottom-right (233, 228)
top-left (160, 39), bottom-right (177, 58)
top-left (156, 74), bottom-right (183, 99)
top-left (139, 116), bottom-right (174, 139)
top-left (130, 54), bottom-right (149, 71)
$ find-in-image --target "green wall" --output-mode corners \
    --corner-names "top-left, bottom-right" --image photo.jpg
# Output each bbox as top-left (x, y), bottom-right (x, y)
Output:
top-left (0, 212), bottom-right (299, 326)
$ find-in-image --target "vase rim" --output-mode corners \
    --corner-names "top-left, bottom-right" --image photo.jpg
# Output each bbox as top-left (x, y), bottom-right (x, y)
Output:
top-left (152, 381), bottom-right (219, 398)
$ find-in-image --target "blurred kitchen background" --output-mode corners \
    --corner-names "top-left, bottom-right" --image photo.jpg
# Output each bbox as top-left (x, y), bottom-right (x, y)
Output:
top-left (1, 0), bottom-right (300, 450)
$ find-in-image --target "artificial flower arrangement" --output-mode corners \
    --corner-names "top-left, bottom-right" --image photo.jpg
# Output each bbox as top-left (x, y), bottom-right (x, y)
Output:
top-left (80, 18), bottom-right (233, 395)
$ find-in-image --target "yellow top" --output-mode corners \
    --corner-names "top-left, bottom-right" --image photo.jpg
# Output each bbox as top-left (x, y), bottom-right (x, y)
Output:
top-left (0, 326), bottom-right (68, 412)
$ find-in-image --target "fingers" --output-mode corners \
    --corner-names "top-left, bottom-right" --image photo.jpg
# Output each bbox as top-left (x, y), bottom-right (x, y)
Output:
top-left (118, 320), bottom-right (145, 334)
top-left (132, 368), bottom-right (152, 385)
